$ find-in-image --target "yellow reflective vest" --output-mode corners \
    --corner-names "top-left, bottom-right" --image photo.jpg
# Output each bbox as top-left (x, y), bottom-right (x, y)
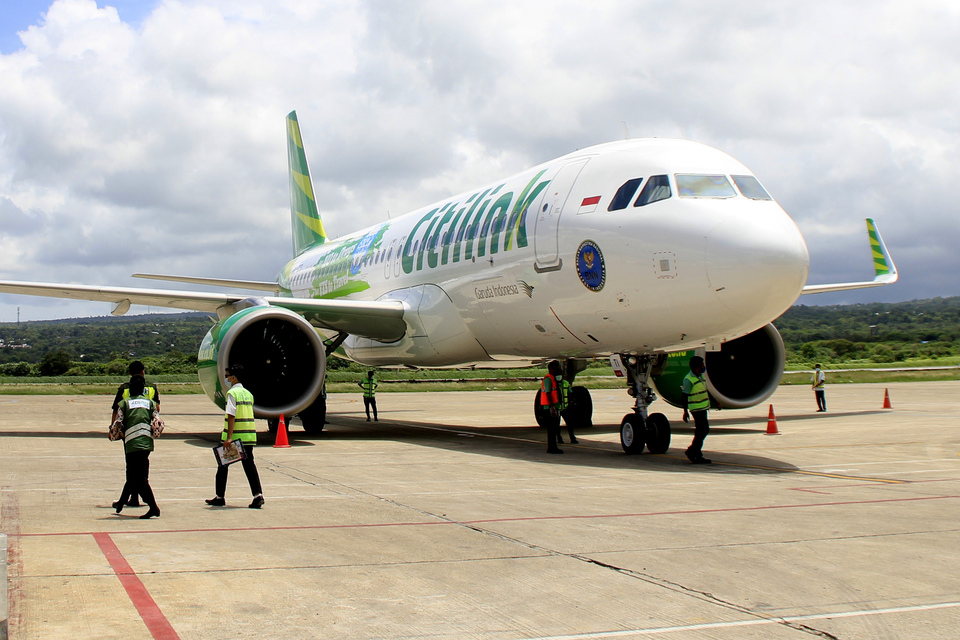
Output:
top-left (683, 372), bottom-right (710, 412)
top-left (222, 384), bottom-right (256, 444)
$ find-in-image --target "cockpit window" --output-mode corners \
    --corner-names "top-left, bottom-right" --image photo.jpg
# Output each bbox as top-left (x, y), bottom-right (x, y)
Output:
top-left (675, 174), bottom-right (737, 198)
top-left (634, 174), bottom-right (671, 207)
top-left (731, 175), bottom-right (772, 200)
top-left (608, 178), bottom-right (643, 211)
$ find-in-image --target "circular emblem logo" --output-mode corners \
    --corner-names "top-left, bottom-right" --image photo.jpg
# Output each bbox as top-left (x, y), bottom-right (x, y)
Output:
top-left (576, 240), bottom-right (605, 291)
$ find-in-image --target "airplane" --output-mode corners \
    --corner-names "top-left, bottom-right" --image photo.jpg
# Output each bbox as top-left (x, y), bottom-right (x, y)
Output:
top-left (0, 111), bottom-right (897, 454)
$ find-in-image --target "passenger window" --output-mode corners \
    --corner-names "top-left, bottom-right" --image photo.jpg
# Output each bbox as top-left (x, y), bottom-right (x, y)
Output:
top-left (675, 174), bottom-right (736, 198)
top-left (732, 175), bottom-right (772, 200)
top-left (634, 175), bottom-right (671, 207)
top-left (608, 178), bottom-right (643, 211)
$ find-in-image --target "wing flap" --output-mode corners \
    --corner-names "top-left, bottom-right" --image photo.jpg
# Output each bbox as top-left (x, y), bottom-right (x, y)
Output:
top-left (0, 280), bottom-right (407, 342)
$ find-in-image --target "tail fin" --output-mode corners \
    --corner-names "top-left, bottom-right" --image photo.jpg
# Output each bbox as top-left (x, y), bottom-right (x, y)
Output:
top-left (286, 111), bottom-right (327, 255)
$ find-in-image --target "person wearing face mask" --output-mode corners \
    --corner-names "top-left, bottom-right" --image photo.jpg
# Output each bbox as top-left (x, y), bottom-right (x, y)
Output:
top-left (206, 364), bottom-right (264, 508)
top-left (681, 356), bottom-right (712, 464)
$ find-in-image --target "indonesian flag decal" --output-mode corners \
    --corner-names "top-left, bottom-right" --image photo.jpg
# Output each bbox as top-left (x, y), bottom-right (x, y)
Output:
top-left (578, 195), bottom-right (602, 214)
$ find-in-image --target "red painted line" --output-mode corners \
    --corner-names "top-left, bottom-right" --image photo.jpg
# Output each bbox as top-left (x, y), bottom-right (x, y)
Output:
top-left (93, 533), bottom-right (181, 640)
top-left (549, 306), bottom-right (587, 344)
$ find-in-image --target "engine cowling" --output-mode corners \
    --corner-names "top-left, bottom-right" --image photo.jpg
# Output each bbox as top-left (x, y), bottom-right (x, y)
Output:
top-left (652, 323), bottom-right (786, 410)
top-left (197, 305), bottom-right (327, 419)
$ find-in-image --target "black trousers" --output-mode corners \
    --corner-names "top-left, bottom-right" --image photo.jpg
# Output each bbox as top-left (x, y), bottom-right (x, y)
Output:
top-left (363, 396), bottom-right (378, 419)
top-left (545, 412), bottom-right (562, 452)
top-left (118, 450), bottom-right (157, 509)
top-left (216, 445), bottom-right (263, 497)
top-left (815, 389), bottom-right (826, 410)
top-left (687, 410), bottom-right (710, 458)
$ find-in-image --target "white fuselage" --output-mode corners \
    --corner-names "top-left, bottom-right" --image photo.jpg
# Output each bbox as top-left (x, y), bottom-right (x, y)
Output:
top-left (279, 139), bottom-right (810, 366)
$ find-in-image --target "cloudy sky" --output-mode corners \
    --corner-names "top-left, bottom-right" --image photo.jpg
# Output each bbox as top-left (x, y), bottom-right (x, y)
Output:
top-left (1, 0), bottom-right (958, 322)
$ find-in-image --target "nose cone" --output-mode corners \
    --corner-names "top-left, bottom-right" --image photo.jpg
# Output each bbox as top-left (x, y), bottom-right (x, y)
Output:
top-left (706, 213), bottom-right (809, 323)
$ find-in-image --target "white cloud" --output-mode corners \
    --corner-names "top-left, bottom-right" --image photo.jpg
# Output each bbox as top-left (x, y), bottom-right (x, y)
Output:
top-left (1, 0), bottom-right (959, 323)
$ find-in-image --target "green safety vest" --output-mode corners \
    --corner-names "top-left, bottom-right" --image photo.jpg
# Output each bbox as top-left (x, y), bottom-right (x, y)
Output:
top-left (683, 372), bottom-right (710, 412)
top-left (360, 378), bottom-right (378, 398)
top-left (559, 379), bottom-right (571, 411)
top-left (119, 395), bottom-right (155, 453)
top-left (222, 384), bottom-right (257, 444)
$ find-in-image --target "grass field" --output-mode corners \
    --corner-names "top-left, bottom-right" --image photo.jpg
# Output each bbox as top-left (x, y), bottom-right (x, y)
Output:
top-left (1, 365), bottom-right (958, 395)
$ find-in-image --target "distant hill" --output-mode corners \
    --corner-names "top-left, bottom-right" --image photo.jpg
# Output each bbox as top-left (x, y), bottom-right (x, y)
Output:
top-left (2, 297), bottom-right (958, 369)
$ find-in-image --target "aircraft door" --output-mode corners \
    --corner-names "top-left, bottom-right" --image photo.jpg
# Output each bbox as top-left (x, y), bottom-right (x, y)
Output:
top-left (534, 159), bottom-right (589, 272)
top-left (394, 236), bottom-right (406, 278)
top-left (384, 239), bottom-right (396, 279)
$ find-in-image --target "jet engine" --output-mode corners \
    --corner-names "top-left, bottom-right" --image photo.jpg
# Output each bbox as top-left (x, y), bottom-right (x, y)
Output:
top-left (197, 305), bottom-right (327, 419)
top-left (652, 323), bottom-right (786, 410)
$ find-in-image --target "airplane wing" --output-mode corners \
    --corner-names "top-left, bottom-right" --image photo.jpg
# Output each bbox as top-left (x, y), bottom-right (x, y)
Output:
top-left (801, 218), bottom-right (898, 295)
top-left (132, 273), bottom-right (281, 293)
top-left (0, 281), bottom-right (407, 342)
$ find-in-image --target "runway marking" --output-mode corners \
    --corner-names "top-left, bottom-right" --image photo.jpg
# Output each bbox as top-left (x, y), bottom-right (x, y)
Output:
top-left (14, 493), bottom-right (960, 538)
top-left (93, 532), bottom-right (181, 640)
top-left (519, 600), bottom-right (960, 638)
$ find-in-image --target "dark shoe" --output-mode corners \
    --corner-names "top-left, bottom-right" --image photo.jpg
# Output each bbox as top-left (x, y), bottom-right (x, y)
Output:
top-left (366, 417), bottom-right (371, 422)
top-left (139, 508), bottom-right (160, 519)
top-left (112, 501), bottom-right (123, 514)
top-left (249, 496), bottom-right (265, 509)
top-left (557, 437), bottom-right (565, 444)
top-left (374, 417), bottom-right (378, 421)
top-left (685, 450), bottom-right (697, 463)
top-left (205, 497), bottom-right (225, 506)
top-left (547, 449), bottom-right (564, 454)
top-left (127, 499), bottom-right (142, 507)
top-left (692, 457), bottom-right (712, 464)
top-left (570, 438), bottom-right (579, 444)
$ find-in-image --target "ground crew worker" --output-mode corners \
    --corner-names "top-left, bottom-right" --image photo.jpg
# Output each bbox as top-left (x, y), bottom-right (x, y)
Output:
top-left (112, 375), bottom-right (160, 519)
top-left (681, 355), bottom-right (711, 464)
top-left (556, 376), bottom-right (578, 445)
top-left (812, 363), bottom-right (827, 412)
top-left (110, 360), bottom-right (159, 507)
top-left (359, 370), bottom-right (378, 421)
top-left (541, 361), bottom-right (564, 454)
top-left (206, 364), bottom-right (264, 509)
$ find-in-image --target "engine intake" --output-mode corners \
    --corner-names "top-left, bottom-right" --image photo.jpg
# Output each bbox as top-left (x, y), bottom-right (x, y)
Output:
top-left (652, 323), bottom-right (785, 410)
top-left (198, 305), bottom-right (327, 418)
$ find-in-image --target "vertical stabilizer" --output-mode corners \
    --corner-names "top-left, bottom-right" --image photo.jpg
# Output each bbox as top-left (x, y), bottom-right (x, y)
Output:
top-left (287, 111), bottom-right (327, 255)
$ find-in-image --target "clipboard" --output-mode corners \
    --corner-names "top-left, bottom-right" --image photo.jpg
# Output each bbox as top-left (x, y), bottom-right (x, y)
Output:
top-left (213, 439), bottom-right (246, 467)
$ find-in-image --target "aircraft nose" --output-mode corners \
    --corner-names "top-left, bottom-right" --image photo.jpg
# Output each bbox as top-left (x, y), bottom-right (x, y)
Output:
top-left (706, 214), bottom-right (809, 322)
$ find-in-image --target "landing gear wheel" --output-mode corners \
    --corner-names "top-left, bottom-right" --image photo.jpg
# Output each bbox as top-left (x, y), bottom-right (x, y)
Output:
top-left (567, 386), bottom-right (593, 428)
top-left (644, 412), bottom-right (671, 454)
top-left (300, 397), bottom-right (326, 435)
top-left (534, 391), bottom-right (550, 428)
top-left (620, 414), bottom-right (645, 454)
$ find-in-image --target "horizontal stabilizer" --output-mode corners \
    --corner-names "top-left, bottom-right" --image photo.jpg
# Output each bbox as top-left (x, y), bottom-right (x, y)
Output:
top-left (133, 273), bottom-right (280, 293)
top-left (801, 218), bottom-right (898, 295)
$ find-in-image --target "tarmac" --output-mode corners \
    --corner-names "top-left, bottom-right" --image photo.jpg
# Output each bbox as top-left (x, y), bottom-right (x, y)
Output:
top-left (1, 381), bottom-right (959, 640)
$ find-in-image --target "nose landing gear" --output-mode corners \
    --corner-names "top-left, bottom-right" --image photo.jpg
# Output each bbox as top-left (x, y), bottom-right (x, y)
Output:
top-left (614, 354), bottom-right (671, 454)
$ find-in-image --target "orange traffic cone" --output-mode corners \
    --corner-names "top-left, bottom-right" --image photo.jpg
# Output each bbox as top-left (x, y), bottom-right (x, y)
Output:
top-left (883, 388), bottom-right (892, 409)
top-left (273, 414), bottom-right (291, 448)
top-left (765, 404), bottom-right (780, 435)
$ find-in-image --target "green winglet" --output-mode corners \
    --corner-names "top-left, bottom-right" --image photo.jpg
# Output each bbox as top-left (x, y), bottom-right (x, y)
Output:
top-left (866, 218), bottom-right (895, 278)
top-left (287, 111), bottom-right (327, 255)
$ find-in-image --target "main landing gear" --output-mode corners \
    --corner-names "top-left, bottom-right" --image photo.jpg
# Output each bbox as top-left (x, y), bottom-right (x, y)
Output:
top-left (533, 358), bottom-right (594, 432)
top-left (618, 354), bottom-right (671, 455)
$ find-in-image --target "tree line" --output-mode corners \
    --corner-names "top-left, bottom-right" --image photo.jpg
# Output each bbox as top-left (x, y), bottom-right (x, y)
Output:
top-left (1, 296), bottom-right (959, 376)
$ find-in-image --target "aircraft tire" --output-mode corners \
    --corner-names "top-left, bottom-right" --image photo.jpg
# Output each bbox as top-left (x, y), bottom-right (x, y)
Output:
top-left (568, 386), bottom-right (593, 428)
top-left (644, 412), bottom-right (671, 454)
top-left (300, 397), bottom-right (327, 435)
top-left (534, 391), bottom-right (550, 428)
top-left (620, 414), bottom-right (645, 454)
